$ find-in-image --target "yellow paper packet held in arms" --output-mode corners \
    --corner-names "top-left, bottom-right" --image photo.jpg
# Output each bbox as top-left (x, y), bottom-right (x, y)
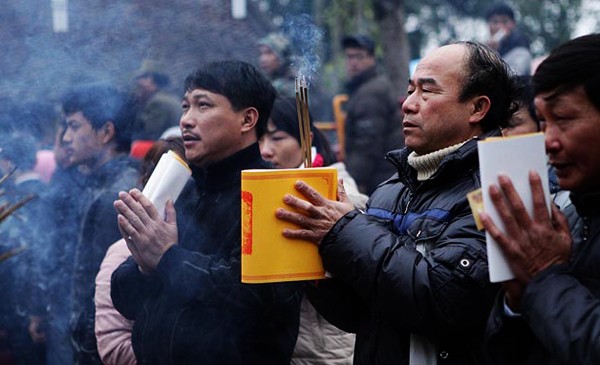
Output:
top-left (241, 167), bottom-right (337, 283)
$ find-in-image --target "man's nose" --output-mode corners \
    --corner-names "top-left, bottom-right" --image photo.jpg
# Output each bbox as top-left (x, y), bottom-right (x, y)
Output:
top-left (62, 130), bottom-right (73, 143)
top-left (544, 125), bottom-right (561, 154)
top-left (180, 112), bottom-right (194, 129)
top-left (401, 93), bottom-right (417, 114)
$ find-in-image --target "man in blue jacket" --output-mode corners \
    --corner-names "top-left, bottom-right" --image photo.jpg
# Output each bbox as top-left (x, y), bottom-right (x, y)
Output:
top-left (482, 33), bottom-right (600, 365)
top-left (276, 41), bottom-right (518, 364)
top-left (111, 60), bottom-right (302, 364)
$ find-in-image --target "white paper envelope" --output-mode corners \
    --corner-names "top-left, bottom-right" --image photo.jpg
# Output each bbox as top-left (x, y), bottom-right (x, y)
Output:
top-left (478, 133), bottom-right (550, 283)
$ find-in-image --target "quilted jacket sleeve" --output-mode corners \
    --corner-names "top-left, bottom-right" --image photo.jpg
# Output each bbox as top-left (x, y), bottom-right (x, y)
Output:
top-left (319, 207), bottom-right (496, 340)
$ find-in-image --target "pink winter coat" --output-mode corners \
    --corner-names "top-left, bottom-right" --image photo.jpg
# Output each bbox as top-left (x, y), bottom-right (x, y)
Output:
top-left (94, 239), bottom-right (137, 365)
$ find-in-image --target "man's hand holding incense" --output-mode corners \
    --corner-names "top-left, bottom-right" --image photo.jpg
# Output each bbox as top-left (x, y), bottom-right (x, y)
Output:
top-left (275, 179), bottom-right (354, 244)
top-left (114, 188), bottom-right (178, 274)
top-left (480, 171), bottom-right (572, 310)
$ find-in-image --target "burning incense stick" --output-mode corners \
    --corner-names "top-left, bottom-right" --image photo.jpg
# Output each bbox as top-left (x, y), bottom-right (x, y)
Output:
top-left (295, 76), bottom-right (312, 167)
top-left (0, 245), bottom-right (27, 263)
top-left (0, 168), bottom-right (34, 264)
top-left (0, 166), bottom-right (16, 186)
top-left (0, 195), bottom-right (35, 223)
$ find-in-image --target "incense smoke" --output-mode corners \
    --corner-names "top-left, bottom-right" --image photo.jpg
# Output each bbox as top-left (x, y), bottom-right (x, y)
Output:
top-left (281, 14), bottom-right (324, 85)
top-left (0, 2), bottom-right (274, 362)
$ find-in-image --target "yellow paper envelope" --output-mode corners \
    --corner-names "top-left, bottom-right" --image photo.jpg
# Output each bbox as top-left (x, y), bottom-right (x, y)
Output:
top-left (241, 167), bottom-right (337, 283)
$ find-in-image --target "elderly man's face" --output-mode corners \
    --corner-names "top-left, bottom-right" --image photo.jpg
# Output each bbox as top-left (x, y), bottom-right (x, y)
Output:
top-left (401, 44), bottom-right (480, 155)
top-left (536, 86), bottom-right (600, 192)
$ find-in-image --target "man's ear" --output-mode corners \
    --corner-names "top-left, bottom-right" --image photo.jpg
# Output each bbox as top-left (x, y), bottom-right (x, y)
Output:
top-left (241, 107), bottom-right (259, 133)
top-left (469, 96), bottom-right (491, 124)
top-left (100, 121), bottom-right (116, 144)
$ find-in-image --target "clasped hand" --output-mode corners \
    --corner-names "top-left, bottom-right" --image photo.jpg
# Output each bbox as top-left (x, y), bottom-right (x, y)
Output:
top-left (114, 188), bottom-right (178, 274)
top-left (480, 171), bottom-right (572, 309)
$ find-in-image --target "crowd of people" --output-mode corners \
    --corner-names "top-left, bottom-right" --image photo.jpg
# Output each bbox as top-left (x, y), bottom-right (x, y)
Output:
top-left (0, 2), bottom-right (599, 364)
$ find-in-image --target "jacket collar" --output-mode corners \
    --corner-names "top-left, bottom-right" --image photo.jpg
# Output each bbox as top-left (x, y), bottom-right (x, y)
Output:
top-left (498, 28), bottom-right (530, 56)
top-left (85, 154), bottom-right (134, 188)
top-left (191, 143), bottom-right (269, 192)
top-left (570, 191), bottom-right (600, 217)
top-left (386, 129), bottom-right (502, 191)
top-left (345, 66), bottom-right (378, 94)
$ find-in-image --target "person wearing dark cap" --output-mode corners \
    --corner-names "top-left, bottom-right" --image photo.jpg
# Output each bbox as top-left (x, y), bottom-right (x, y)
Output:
top-left (257, 32), bottom-right (334, 122)
top-left (485, 2), bottom-right (532, 75)
top-left (131, 59), bottom-right (182, 141)
top-left (341, 34), bottom-right (404, 195)
top-left (258, 32), bottom-right (296, 98)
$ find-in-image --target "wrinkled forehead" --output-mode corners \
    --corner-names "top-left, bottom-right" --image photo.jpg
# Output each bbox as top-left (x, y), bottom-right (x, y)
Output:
top-left (534, 86), bottom-right (588, 111)
top-left (412, 45), bottom-right (467, 83)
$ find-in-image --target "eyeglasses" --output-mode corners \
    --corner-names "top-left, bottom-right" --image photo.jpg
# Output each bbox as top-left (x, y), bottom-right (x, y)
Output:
top-left (345, 52), bottom-right (370, 61)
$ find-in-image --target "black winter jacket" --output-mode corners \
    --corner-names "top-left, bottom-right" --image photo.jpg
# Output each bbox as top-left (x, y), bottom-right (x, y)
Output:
top-left (343, 66), bottom-right (404, 195)
top-left (71, 155), bottom-right (139, 361)
top-left (111, 143), bottom-right (303, 365)
top-left (486, 191), bottom-right (600, 365)
top-left (308, 135), bottom-right (499, 364)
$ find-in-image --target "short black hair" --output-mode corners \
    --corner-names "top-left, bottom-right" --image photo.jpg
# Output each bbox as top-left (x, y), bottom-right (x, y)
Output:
top-left (269, 95), bottom-right (337, 166)
top-left (485, 3), bottom-right (515, 21)
top-left (183, 60), bottom-right (276, 139)
top-left (533, 33), bottom-right (600, 112)
top-left (511, 75), bottom-right (539, 129)
top-left (456, 41), bottom-right (519, 131)
top-left (149, 72), bottom-right (170, 89)
top-left (62, 83), bottom-right (133, 152)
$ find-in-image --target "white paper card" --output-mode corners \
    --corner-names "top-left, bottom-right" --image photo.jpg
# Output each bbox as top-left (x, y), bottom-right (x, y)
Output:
top-left (478, 133), bottom-right (551, 283)
top-left (142, 150), bottom-right (191, 219)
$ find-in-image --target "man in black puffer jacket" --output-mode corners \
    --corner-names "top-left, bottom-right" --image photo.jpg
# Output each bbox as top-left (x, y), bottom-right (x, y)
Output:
top-left (276, 41), bottom-right (518, 364)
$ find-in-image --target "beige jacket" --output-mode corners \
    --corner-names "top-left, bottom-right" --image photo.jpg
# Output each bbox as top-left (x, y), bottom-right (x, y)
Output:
top-left (291, 161), bottom-right (366, 364)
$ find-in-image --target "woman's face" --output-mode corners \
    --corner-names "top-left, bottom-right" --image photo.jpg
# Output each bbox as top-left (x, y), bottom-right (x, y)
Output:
top-left (259, 120), bottom-right (303, 169)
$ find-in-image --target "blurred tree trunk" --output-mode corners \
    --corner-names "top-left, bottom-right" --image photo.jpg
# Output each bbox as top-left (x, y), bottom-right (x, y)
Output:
top-left (372, 0), bottom-right (409, 100)
top-left (355, 0), bottom-right (365, 31)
